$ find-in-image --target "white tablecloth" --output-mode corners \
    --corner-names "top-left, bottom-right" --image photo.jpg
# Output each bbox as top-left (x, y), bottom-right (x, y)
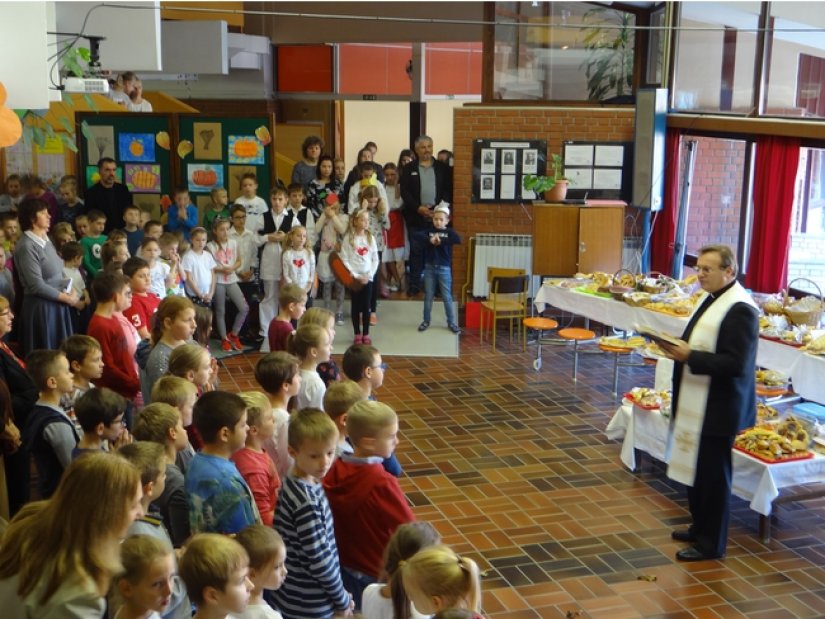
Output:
top-left (535, 284), bottom-right (825, 403)
top-left (606, 404), bottom-right (825, 516)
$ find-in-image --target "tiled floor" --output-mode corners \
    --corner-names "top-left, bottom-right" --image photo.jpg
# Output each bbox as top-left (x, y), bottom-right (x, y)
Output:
top-left (219, 306), bottom-right (825, 619)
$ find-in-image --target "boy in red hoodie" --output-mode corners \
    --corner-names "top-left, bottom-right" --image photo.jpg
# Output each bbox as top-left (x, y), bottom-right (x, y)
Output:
top-left (322, 400), bottom-right (413, 611)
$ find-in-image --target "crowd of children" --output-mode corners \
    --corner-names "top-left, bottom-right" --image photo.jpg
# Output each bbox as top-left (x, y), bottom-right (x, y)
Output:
top-left (0, 149), bottom-right (476, 617)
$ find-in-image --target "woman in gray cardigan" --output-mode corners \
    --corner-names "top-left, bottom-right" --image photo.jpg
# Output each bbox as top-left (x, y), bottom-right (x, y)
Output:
top-left (13, 198), bottom-right (78, 354)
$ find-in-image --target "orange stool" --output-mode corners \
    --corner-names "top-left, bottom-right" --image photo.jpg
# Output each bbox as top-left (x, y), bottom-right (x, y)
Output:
top-left (523, 317), bottom-right (559, 371)
top-left (558, 327), bottom-right (596, 381)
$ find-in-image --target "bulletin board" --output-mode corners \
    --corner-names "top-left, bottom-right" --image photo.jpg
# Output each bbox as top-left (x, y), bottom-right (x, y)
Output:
top-left (562, 140), bottom-right (634, 203)
top-left (471, 139), bottom-right (547, 203)
top-left (76, 112), bottom-right (175, 221)
top-left (177, 114), bottom-right (275, 225)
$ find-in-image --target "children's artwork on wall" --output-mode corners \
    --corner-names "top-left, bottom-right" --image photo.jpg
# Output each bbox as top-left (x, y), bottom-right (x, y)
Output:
top-left (85, 125), bottom-right (115, 163)
top-left (86, 165), bottom-right (122, 187)
top-left (195, 195), bottom-right (212, 228)
top-left (227, 165), bottom-right (256, 201)
top-left (133, 193), bottom-right (161, 220)
top-left (227, 135), bottom-right (264, 164)
top-left (187, 164), bottom-right (224, 193)
top-left (125, 164), bottom-right (162, 193)
top-left (194, 122), bottom-right (222, 160)
top-left (119, 133), bottom-right (156, 162)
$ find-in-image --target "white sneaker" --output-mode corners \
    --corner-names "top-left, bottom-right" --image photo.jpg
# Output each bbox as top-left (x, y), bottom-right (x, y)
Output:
top-left (335, 313), bottom-right (345, 326)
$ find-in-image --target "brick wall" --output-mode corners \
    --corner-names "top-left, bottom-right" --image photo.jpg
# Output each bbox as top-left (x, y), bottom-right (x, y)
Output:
top-left (452, 106), bottom-right (636, 296)
top-left (682, 135), bottom-right (745, 253)
top-left (788, 232), bottom-right (825, 289)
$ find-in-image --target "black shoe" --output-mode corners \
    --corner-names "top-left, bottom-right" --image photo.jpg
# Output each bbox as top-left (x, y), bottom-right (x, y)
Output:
top-left (671, 529), bottom-right (695, 543)
top-left (676, 546), bottom-right (724, 562)
top-left (418, 322), bottom-right (429, 332)
top-left (448, 323), bottom-right (461, 334)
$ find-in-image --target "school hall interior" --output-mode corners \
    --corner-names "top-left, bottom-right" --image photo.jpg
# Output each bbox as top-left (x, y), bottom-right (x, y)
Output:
top-left (4, 1), bottom-right (825, 617)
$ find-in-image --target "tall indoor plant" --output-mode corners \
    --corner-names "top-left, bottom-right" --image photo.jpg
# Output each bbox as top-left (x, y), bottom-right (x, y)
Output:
top-left (580, 7), bottom-right (635, 103)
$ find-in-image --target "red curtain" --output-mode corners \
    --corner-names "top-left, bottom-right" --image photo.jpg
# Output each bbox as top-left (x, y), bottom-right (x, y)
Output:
top-left (745, 136), bottom-right (800, 293)
top-left (649, 129), bottom-right (681, 274)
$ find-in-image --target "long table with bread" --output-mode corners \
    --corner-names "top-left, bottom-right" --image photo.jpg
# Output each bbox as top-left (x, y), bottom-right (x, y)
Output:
top-left (534, 283), bottom-right (825, 404)
top-left (606, 402), bottom-right (825, 541)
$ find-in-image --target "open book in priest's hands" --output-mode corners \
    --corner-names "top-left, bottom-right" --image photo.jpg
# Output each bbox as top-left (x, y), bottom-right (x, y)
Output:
top-left (634, 324), bottom-right (684, 348)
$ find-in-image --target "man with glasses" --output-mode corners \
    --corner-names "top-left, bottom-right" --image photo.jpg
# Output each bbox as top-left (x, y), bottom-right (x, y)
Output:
top-left (659, 244), bottom-right (759, 561)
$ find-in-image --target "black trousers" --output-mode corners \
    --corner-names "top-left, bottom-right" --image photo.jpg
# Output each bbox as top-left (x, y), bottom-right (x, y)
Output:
top-left (687, 434), bottom-right (735, 557)
top-left (407, 229), bottom-right (425, 294)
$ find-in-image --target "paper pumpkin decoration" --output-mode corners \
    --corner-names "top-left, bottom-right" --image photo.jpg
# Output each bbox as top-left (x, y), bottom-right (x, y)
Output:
top-left (0, 81), bottom-right (23, 148)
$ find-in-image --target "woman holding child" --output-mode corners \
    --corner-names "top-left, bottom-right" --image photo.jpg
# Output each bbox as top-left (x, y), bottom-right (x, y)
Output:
top-left (14, 197), bottom-right (78, 354)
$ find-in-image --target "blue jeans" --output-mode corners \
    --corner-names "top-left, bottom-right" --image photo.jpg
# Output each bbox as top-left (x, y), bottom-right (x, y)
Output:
top-left (423, 264), bottom-right (457, 326)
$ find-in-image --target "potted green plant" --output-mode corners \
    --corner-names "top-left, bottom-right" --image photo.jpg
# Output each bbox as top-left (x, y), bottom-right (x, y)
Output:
top-left (580, 7), bottom-right (635, 103)
top-left (522, 153), bottom-right (570, 202)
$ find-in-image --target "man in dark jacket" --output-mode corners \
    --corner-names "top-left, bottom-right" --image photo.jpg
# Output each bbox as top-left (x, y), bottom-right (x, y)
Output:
top-left (400, 135), bottom-right (453, 297)
top-left (660, 244), bottom-right (758, 561)
top-left (83, 157), bottom-right (133, 233)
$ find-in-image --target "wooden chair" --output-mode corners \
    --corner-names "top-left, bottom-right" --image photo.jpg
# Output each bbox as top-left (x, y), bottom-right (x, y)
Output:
top-left (480, 275), bottom-right (529, 352)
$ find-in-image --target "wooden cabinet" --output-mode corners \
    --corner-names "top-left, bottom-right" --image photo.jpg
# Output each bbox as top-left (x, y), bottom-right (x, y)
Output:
top-left (532, 204), bottom-right (625, 276)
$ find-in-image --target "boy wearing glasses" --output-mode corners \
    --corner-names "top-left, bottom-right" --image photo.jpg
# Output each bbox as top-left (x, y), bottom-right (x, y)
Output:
top-left (72, 387), bottom-right (130, 457)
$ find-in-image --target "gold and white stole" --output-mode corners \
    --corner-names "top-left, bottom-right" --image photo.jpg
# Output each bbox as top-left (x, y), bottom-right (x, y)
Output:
top-left (666, 282), bottom-right (756, 486)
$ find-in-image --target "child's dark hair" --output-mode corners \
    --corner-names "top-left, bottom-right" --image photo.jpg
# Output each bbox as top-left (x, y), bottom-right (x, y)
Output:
top-left (60, 334), bottom-right (101, 369)
top-left (173, 184), bottom-right (189, 197)
top-left (255, 351), bottom-right (299, 395)
top-left (91, 271), bottom-right (128, 303)
top-left (342, 344), bottom-right (379, 382)
top-left (25, 349), bottom-right (67, 391)
top-left (118, 441), bottom-right (166, 486)
top-left (143, 219), bottom-right (163, 233)
top-left (123, 256), bottom-right (149, 279)
top-left (286, 182), bottom-right (304, 195)
top-left (193, 306), bottom-right (212, 347)
top-left (229, 204), bottom-right (246, 218)
top-left (100, 241), bottom-right (122, 267)
top-left (193, 391), bottom-right (247, 443)
top-left (140, 236), bottom-right (160, 250)
top-left (74, 387), bottom-right (126, 433)
top-left (86, 209), bottom-right (106, 223)
top-left (241, 172), bottom-right (258, 183)
top-left (60, 241), bottom-right (83, 262)
top-left (235, 524), bottom-right (284, 571)
top-left (270, 185), bottom-right (287, 198)
top-left (387, 522), bottom-right (442, 619)
top-left (358, 160), bottom-right (374, 175)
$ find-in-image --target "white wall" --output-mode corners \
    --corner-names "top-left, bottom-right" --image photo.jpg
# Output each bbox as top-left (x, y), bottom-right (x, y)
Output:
top-left (343, 101), bottom-right (409, 169)
top-left (0, 2), bottom-right (54, 108)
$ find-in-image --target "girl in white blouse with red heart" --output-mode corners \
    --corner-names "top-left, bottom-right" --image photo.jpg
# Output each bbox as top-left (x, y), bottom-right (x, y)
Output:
top-left (340, 207), bottom-right (379, 344)
top-left (281, 226), bottom-right (316, 308)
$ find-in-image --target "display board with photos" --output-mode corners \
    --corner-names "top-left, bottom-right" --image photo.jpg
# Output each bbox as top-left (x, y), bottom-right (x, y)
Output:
top-left (562, 140), bottom-right (634, 203)
top-left (471, 139), bottom-right (547, 203)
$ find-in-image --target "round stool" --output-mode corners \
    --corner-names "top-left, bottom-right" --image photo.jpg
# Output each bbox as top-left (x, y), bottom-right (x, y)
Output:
top-left (523, 317), bottom-right (559, 371)
top-left (598, 343), bottom-right (634, 397)
top-left (558, 327), bottom-right (596, 381)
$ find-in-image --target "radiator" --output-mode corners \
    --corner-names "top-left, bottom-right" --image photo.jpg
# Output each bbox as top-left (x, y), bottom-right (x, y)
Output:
top-left (472, 234), bottom-right (533, 297)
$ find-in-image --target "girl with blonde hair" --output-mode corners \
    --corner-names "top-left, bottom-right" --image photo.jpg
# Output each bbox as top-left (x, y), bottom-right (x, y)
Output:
top-left (0, 452), bottom-right (142, 616)
top-left (340, 207), bottom-right (379, 345)
top-left (400, 545), bottom-right (482, 617)
top-left (359, 184), bottom-right (390, 321)
top-left (286, 323), bottom-right (331, 411)
top-left (299, 306), bottom-right (340, 386)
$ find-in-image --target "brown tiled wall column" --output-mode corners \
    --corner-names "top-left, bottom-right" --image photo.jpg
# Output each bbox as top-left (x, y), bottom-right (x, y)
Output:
top-left (452, 106), bottom-right (636, 296)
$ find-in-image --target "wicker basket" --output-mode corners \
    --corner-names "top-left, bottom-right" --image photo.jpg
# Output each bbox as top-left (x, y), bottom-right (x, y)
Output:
top-left (612, 268), bottom-right (637, 289)
top-left (784, 278), bottom-right (824, 327)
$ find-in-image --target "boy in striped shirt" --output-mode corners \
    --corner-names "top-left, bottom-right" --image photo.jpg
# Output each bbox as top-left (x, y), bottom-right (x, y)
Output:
top-left (271, 408), bottom-right (354, 619)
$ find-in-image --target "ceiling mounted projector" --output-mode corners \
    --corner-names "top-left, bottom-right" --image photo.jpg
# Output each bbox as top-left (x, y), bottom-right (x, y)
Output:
top-left (63, 77), bottom-right (110, 94)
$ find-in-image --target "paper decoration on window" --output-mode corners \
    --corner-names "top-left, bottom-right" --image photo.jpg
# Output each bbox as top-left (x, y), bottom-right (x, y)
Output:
top-left (119, 133), bottom-right (155, 162)
top-left (187, 164), bottom-right (224, 193)
top-left (125, 164), bottom-right (162, 193)
top-left (228, 135), bottom-right (264, 164)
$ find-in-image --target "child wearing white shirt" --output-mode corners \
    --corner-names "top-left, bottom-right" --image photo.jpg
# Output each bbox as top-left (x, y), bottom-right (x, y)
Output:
top-left (208, 218), bottom-right (249, 352)
top-left (339, 208), bottom-right (379, 345)
top-left (281, 226), bottom-right (316, 309)
top-left (180, 228), bottom-right (217, 308)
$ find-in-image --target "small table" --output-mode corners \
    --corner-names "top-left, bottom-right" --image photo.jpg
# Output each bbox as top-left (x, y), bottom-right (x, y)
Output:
top-left (606, 402), bottom-right (825, 541)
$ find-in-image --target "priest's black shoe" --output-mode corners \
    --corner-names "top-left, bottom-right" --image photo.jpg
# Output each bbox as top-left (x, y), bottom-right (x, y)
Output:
top-left (671, 529), bottom-right (695, 543)
top-left (676, 546), bottom-right (723, 562)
